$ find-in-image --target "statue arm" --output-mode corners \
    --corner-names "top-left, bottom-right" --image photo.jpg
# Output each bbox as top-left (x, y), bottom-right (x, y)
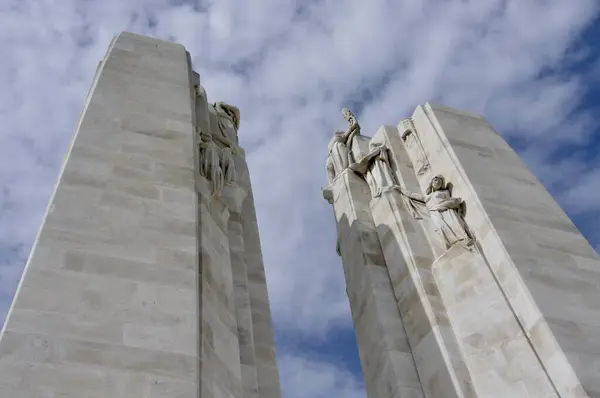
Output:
top-left (392, 185), bottom-right (425, 202)
top-left (346, 123), bottom-right (360, 142)
top-left (337, 122), bottom-right (359, 143)
top-left (442, 196), bottom-right (463, 209)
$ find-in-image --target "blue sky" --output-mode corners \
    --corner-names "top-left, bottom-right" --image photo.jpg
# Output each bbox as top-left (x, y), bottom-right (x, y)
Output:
top-left (1, 1), bottom-right (600, 397)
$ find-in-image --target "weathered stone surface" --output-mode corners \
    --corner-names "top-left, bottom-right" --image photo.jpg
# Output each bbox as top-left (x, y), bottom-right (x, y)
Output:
top-left (324, 104), bottom-right (600, 397)
top-left (371, 125), bottom-right (476, 398)
top-left (0, 32), bottom-right (199, 397)
top-left (419, 103), bottom-right (597, 397)
top-left (240, 185), bottom-right (282, 398)
top-left (329, 169), bottom-right (424, 398)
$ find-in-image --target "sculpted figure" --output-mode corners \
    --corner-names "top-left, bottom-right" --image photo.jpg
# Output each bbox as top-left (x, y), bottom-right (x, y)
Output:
top-left (341, 108), bottom-right (361, 146)
top-left (353, 135), bottom-right (396, 197)
top-left (220, 146), bottom-right (236, 185)
top-left (325, 108), bottom-right (361, 184)
top-left (198, 131), bottom-right (224, 197)
top-left (367, 140), bottom-right (395, 197)
top-left (401, 129), bottom-right (430, 175)
top-left (388, 175), bottom-right (474, 250)
top-left (347, 140), bottom-right (395, 198)
top-left (213, 101), bottom-right (240, 148)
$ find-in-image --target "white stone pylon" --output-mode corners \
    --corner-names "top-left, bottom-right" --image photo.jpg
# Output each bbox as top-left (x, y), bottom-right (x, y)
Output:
top-left (324, 104), bottom-right (600, 397)
top-left (0, 32), bottom-right (282, 398)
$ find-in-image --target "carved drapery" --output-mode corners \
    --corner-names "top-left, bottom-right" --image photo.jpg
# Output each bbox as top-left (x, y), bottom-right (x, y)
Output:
top-left (195, 97), bottom-right (241, 197)
top-left (325, 109), bottom-right (401, 199)
top-left (363, 134), bottom-right (396, 198)
top-left (213, 101), bottom-right (240, 147)
top-left (325, 108), bottom-right (361, 185)
top-left (387, 175), bottom-right (474, 251)
top-left (198, 131), bottom-right (224, 197)
top-left (348, 142), bottom-right (396, 198)
top-left (401, 124), bottom-right (430, 176)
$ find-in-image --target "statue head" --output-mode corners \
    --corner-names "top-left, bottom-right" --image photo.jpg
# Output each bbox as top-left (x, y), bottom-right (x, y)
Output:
top-left (426, 175), bottom-right (446, 194)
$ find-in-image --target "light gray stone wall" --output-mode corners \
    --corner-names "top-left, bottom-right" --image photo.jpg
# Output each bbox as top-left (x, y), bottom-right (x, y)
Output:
top-left (371, 125), bottom-right (476, 398)
top-left (325, 102), bottom-right (600, 397)
top-left (240, 186), bottom-right (282, 398)
top-left (329, 169), bottom-right (425, 398)
top-left (0, 32), bottom-right (199, 397)
top-left (416, 103), bottom-right (600, 397)
top-left (390, 108), bottom-right (561, 396)
top-left (226, 159), bottom-right (261, 398)
top-left (0, 31), bottom-right (282, 398)
top-left (194, 73), bottom-right (243, 398)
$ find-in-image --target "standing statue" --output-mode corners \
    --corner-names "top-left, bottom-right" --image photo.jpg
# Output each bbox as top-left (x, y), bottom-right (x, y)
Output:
top-left (194, 101), bottom-right (240, 196)
top-left (213, 101), bottom-right (240, 148)
top-left (341, 108), bottom-right (361, 146)
top-left (325, 108), bottom-right (361, 185)
top-left (387, 175), bottom-right (474, 250)
top-left (347, 141), bottom-right (395, 198)
top-left (367, 140), bottom-right (395, 197)
top-left (348, 134), bottom-right (396, 198)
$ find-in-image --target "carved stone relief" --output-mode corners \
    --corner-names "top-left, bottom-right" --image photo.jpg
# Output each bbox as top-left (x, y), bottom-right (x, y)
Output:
top-left (219, 146), bottom-right (236, 185)
top-left (213, 101), bottom-right (240, 147)
top-left (198, 131), bottom-right (224, 197)
top-left (349, 137), bottom-right (396, 198)
top-left (325, 109), bottom-right (400, 199)
top-left (386, 175), bottom-right (474, 251)
top-left (400, 123), bottom-right (430, 176)
top-left (325, 108), bottom-right (361, 185)
top-left (367, 141), bottom-right (396, 197)
top-left (194, 96), bottom-right (241, 197)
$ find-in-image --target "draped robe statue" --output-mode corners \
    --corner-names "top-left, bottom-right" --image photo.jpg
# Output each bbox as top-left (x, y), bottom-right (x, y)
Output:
top-left (349, 134), bottom-right (396, 198)
top-left (388, 175), bottom-right (475, 250)
top-left (196, 101), bottom-right (241, 197)
top-left (198, 131), bottom-right (224, 197)
top-left (325, 108), bottom-right (361, 185)
top-left (213, 101), bottom-right (240, 148)
top-left (220, 146), bottom-right (236, 185)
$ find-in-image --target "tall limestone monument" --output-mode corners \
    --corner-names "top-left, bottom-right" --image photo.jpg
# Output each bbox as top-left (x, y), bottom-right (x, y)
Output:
top-left (323, 105), bottom-right (600, 398)
top-left (0, 33), bottom-right (281, 397)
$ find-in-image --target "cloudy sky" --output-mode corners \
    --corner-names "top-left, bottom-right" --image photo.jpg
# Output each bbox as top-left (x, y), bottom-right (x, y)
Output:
top-left (1, 0), bottom-right (599, 397)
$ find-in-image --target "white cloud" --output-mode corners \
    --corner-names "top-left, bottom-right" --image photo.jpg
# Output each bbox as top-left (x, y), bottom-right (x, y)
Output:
top-left (1, 0), bottom-right (599, 396)
top-left (559, 165), bottom-right (600, 215)
top-left (278, 352), bottom-right (365, 398)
